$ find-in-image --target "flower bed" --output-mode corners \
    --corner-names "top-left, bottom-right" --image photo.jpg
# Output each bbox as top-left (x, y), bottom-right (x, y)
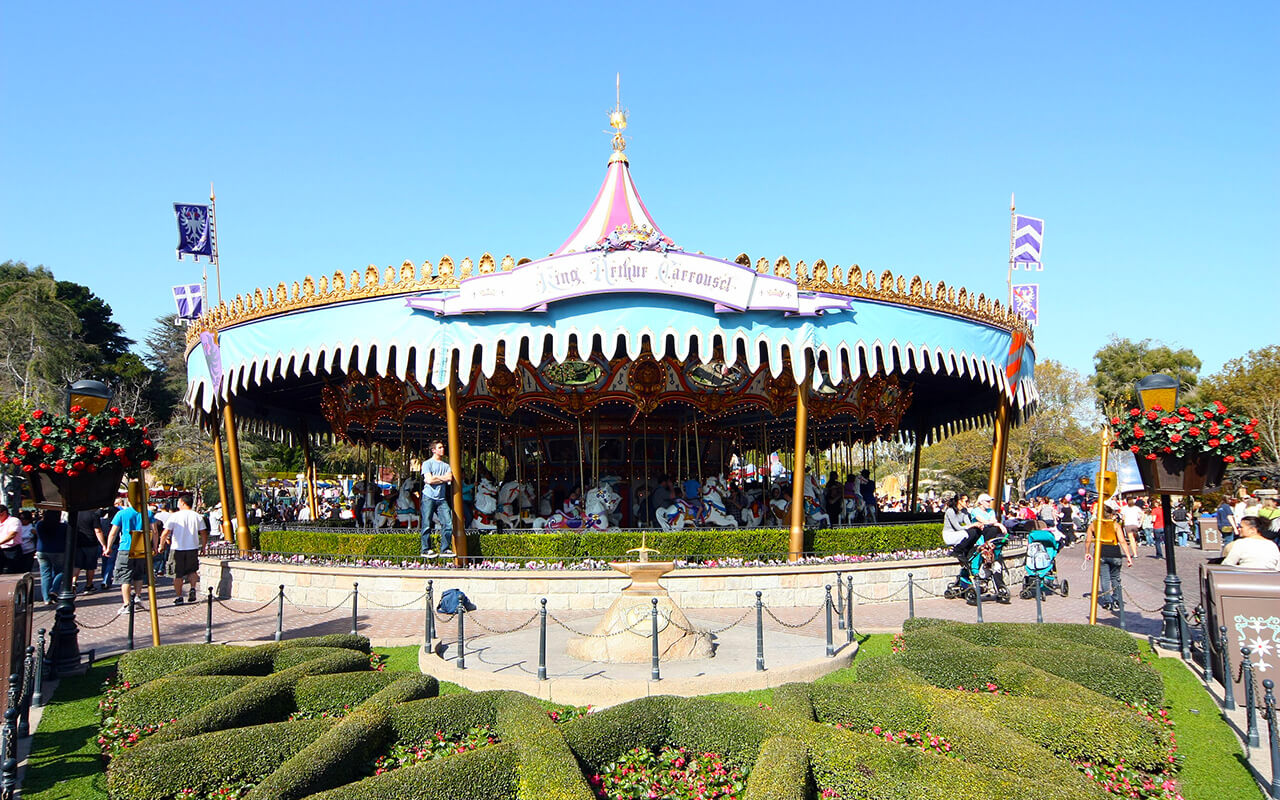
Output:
top-left (588, 746), bottom-right (748, 800)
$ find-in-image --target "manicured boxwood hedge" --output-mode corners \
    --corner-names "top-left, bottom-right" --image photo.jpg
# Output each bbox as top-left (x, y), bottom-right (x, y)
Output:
top-left (259, 523), bottom-right (944, 562)
top-left (117, 643), bottom-right (235, 684)
top-left (116, 675), bottom-right (256, 726)
top-left (742, 736), bottom-right (809, 800)
top-left (305, 743), bottom-right (519, 800)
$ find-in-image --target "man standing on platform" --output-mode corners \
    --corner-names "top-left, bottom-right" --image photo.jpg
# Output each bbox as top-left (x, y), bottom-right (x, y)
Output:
top-left (162, 493), bottom-right (207, 604)
top-left (419, 440), bottom-right (454, 557)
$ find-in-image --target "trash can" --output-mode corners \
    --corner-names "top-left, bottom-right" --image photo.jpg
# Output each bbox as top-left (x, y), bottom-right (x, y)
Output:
top-left (1199, 516), bottom-right (1221, 550)
top-left (1201, 563), bottom-right (1280, 689)
top-left (0, 574), bottom-right (34, 718)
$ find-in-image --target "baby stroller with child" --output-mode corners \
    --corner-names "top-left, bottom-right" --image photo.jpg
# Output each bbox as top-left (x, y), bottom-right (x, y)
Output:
top-left (1019, 527), bottom-right (1069, 599)
top-left (943, 527), bottom-right (1011, 605)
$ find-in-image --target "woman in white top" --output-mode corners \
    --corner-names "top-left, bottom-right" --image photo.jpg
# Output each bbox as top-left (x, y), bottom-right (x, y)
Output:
top-left (1222, 517), bottom-right (1280, 571)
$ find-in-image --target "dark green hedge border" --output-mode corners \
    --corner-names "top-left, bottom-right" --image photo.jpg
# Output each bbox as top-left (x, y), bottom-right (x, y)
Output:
top-left (258, 524), bottom-right (945, 562)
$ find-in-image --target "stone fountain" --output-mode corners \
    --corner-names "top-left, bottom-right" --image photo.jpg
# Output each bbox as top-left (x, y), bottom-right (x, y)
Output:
top-left (565, 539), bottom-right (713, 663)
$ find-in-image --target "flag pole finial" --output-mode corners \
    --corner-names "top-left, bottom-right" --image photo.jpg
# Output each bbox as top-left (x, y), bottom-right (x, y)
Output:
top-left (608, 73), bottom-right (629, 164)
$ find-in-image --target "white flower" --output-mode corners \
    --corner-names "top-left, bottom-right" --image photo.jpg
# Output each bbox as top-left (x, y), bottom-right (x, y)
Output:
top-left (1250, 637), bottom-right (1274, 658)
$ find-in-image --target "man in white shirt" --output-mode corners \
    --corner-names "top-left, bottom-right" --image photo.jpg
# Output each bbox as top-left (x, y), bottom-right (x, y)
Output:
top-left (1222, 517), bottom-right (1280, 571)
top-left (0, 506), bottom-right (22, 573)
top-left (161, 494), bottom-right (208, 604)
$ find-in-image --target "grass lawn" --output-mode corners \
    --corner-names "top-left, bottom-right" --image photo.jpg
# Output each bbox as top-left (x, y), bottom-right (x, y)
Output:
top-left (1141, 643), bottom-right (1263, 800)
top-left (20, 635), bottom-right (1265, 800)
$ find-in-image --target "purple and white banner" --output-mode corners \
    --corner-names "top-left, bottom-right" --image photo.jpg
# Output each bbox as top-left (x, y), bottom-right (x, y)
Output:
top-left (1011, 214), bottom-right (1044, 269)
top-left (172, 283), bottom-right (204, 319)
top-left (174, 203), bottom-right (217, 262)
top-left (1012, 283), bottom-right (1039, 325)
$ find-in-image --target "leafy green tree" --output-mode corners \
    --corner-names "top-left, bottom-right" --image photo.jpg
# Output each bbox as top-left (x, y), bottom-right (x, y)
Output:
top-left (143, 313), bottom-right (190, 422)
top-left (0, 263), bottom-right (83, 405)
top-left (1090, 336), bottom-right (1201, 415)
top-left (1198, 345), bottom-right (1280, 463)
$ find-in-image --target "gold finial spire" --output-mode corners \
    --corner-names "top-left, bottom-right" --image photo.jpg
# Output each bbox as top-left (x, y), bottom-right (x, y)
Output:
top-left (608, 72), bottom-right (629, 164)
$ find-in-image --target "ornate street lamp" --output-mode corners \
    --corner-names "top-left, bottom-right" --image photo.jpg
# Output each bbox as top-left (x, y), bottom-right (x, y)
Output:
top-left (48, 380), bottom-right (113, 675)
top-left (1135, 373), bottom-right (1184, 651)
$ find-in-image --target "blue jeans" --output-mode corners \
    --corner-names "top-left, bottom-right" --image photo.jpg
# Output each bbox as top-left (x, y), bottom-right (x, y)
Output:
top-left (1153, 528), bottom-right (1164, 559)
top-left (35, 551), bottom-right (64, 602)
top-left (101, 550), bottom-right (117, 588)
top-left (419, 498), bottom-right (454, 553)
top-left (1175, 523), bottom-right (1191, 547)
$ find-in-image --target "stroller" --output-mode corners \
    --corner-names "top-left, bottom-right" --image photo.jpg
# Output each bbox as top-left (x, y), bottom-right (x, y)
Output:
top-left (1020, 527), bottom-right (1069, 599)
top-left (943, 529), bottom-right (1011, 604)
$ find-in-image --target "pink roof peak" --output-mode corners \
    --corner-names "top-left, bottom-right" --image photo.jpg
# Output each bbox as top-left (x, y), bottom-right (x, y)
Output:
top-left (553, 158), bottom-right (673, 255)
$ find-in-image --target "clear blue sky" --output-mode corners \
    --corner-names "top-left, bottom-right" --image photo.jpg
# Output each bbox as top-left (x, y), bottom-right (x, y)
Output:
top-left (2, 2), bottom-right (1275, 379)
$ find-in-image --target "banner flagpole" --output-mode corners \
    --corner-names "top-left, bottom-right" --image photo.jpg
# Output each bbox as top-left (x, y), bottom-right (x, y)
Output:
top-left (209, 182), bottom-right (222, 304)
top-left (1007, 192), bottom-right (1016, 309)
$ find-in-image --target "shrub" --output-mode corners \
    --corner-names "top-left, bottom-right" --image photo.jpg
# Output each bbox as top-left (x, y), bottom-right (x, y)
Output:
top-left (117, 643), bottom-right (234, 685)
top-left (493, 691), bottom-right (595, 800)
top-left (261, 524), bottom-right (945, 562)
top-left (770, 683), bottom-right (815, 720)
top-left (174, 636), bottom-right (371, 677)
top-left (107, 718), bottom-right (335, 800)
top-left (390, 693), bottom-right (499, 744)
top-left (743, 736), bottom-right (809, 800)
top-left (115, 675), bottom-right (254, 726)
top-left (302, 742), bottom-right (519, 800)
top-left (912, 620), bottom-right (1141, 656)
top-left (560, 695), bottom-right (675, 773)
top-left (293, 672), bottom-right (404, 715)
top-left (248, 705), bottom-right (393, 800)
top-left (851, 656), bottom-right (926, 686)
top-left (667, 698), bottom-right (785, 768)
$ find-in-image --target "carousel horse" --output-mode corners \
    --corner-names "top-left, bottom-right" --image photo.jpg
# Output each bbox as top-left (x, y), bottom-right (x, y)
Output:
top-left (699, 477), bottom-right (739, 528)
top-left (534, 496), bottom-right (600, 530)
top-left (496, 479), bottom-right (535, 529)
top-left (740, 493), bottom-right (765, 527)
top-left (842, 491), bottom-right (865, 525)
top-left (395, 475), bottom-right (421, 529)
top-left (472, 474), bottom-right (499, 531)
top-left (373, 492), bottom-right (398, 529)
top-left (538, 490), bottom-right (555, 518)
top-left (656, 497), bottom-right (693, 531)
top-left (803, 473), bottom-right (830, 527)
top-left (583, 481), bottom-right (622, 530)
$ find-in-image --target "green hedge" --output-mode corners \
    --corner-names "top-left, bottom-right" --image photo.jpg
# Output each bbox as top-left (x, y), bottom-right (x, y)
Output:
top-left (493, 691), bottom-right (595, 800)
top-left (293, 672), bottom-right (437, 716)
top-left (172, 636), bottom-right (371, 678)
top-left (304, 742), bottom-right (519, 800)
top-left (904, 618), bottom-right (1141, 655)
top-left (107, 718), bottom-right (336, 800)
top-left (667, 698), bottom-right (778, 769)
top-left (117, 643), bottom-right (236, 685)
top-left (260, 523), bottom-right (944, 562)
top-left (560, 696), bottom-right (675, 773)
top-left (116, 675), bottom-right (255, 726)
top-left (743, 736), bottom-right (809, 800)
top-left (389, 692), bottom-right (499, 744)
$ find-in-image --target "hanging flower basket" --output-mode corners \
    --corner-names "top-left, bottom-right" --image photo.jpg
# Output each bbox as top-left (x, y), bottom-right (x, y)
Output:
top-left (29, 466), bottom-right (126, 511)
top-left (1135, 453), bottom-right (1226, 494)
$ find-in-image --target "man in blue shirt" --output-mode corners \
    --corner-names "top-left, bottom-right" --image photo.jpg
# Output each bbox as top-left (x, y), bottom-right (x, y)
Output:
top-left (106, 497), bottom-right (148, 615)
top-left (419, 440), bottom-right (455, 557)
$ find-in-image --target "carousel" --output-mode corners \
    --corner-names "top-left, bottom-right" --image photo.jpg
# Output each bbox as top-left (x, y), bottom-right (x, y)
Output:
top-left (184, 100), bottom-right (1038, 562)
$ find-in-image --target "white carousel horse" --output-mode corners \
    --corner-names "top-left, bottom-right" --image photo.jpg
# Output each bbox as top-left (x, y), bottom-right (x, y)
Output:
top-left (583, 482), bottom-right (622, 529)
top-left (768, 495), bottom-right (790, 526)
top-left (497, 479), bottom-right (535, 529)
top-left (538, 490), bottom-right (554, 518)
top-left (373, 495), bottom-right (397, 529)
top-left (740, 493), bottom-right (765, 527)
top-left (472, 475), bottom-right (499, 531)
top-left (803, 473), bottom-right (830, 527)
top-left (533, 497), bottom-right (603, 530)
top-left (395, 475), bottom-right (421, 529)
top-left (842, 491), bottom-right (865, 525)
top-left (656, 498), bottom-right (693, 531)
top-left (699, 477), bottom-right (739, 528)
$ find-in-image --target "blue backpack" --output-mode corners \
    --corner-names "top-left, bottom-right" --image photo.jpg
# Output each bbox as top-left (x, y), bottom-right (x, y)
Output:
top-left (436, 588), bottom-right (476, 614)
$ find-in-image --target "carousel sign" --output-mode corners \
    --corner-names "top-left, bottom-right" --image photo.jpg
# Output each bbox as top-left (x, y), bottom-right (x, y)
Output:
top-left (405, 251), bottom-right (849, 316)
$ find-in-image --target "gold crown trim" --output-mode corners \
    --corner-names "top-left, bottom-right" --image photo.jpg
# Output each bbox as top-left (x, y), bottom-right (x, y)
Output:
top-left (186, 253), bottom-right (1033, 353)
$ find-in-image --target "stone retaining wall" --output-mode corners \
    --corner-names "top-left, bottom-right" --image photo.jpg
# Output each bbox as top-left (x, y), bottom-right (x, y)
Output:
top-left (200, 550), bottom-right (1025, 612)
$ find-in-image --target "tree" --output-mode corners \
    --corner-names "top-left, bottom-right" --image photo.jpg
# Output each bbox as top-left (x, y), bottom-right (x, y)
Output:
top-left (1003, 360), bottom-right (1100, 497)
top-left (143, 313), bottom-right (190, 423)
top-left (1198, 345), bottom-right (1280, 463)
top-left (53, 279), bottom-right (133, 366)
top-left (1090, 336), bottom-right (1201, 416)
top-left (0, 264), bottom-right (82, 405)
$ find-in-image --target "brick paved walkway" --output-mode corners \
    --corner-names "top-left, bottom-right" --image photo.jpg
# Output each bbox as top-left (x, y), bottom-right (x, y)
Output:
top-left (37, 538), bottom-right (1213, 658)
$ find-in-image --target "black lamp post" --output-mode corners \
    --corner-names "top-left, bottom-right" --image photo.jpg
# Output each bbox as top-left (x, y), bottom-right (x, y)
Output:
top-left (1135, 373), bottom-right (1183, 650)
top-left (46, 380), bottom-right (112, 676)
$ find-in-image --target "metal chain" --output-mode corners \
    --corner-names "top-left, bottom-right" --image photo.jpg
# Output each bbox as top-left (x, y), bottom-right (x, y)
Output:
top-left (1120, 588), bottom-right (1166, 614)
top-left (285, 591), bottom-right (355, 616)
top-left (77, 611), bottom-right (125, 630)
top-left (154, 600), bottom-right (205, 618)
top-left (359, 591), bottom-right (428, 610)
top-left (910, 580), bottom-right (944, 598)
top-left (849, 583), bottom-right (909, 602)
top-left (466, 612), bottom-right (540, 635)
top-left (216, 597), bottom-right (279, 615)
top-left (659, 606), bottom-right (752, 635)
top-left (763, 600), bottom-right (829, 629)
top-left (547, 611), bottom-right (654, 639)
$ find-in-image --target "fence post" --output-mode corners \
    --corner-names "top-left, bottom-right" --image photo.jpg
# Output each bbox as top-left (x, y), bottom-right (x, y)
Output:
top-left (1, 674), bottom-right (18, 796)
top-left (425, 579), bottom-right (435, 643)
top-left (973, 578), bottom-right (983, 623)
top-left (1035, 580), bottom-right (1043, 624)
top-left (650, 598), bottom-right (660, 681)
top-left (1266, 679), bottom-right (1280, 799)
top-left (1116, 589), bottom-right (1127, 633)
top-left (17, 648), bottom-right (33, 739)
top-left (457, 606), bottom-right (466, 670)
top-left (127, 597), bottom-right (136, 651)
top-left (755, 591), bottom-right (764, 672)
top-left (205, 588), bottom-right (214, 644)
top-left (845, 574), bottom-right (854, 645)
top-left (1198, 605), bottom-right (1212, 685)
top-left (1178, 602), bottom-right (1192, 661)
top-left (1221, 625), bottom-right (1236, 710)
top-left (351, 581), bottom-right (359, 636)
top-left (32, 629), bottom-right (45, 708)
top-left (835, 572), bottom-right (845, 630)
top-left (538, 598), bottom-right (547, 681)
top-left (824, 585), bottom-right (834, 657)
top-left (1244, 647), bottom-right (1261, 748)
top-left (275, 584), bottom-right (285, 643)
top-left (906, 573), bottom-right (915, 619)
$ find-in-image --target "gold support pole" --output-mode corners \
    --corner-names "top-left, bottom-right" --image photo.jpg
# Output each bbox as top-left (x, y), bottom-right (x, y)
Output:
top-left (789, 370), bottom-right (810, 561)
top-left (986, 400), bottom-right (1011, 502)
top-left (210, 420), bottom-right (233, 541)
top-left (909, 436), bottom-right (923, 511)
top-left (1088, 427), bottom-right (1110, 625)
top-left (129, 477), bottom-right (162, 646)
top-left (301, 429), bottom-right (320, 521)
top-left (445, 358), bottom-right (467, 566)
top-left (222, 403), bottom-right (253, 554)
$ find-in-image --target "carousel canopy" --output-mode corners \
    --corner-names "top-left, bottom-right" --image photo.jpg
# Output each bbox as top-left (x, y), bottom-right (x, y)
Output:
top-left (184, 103), bottom-right (1037, 450)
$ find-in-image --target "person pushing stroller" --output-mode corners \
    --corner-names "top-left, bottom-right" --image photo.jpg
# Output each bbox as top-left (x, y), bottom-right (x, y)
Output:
top-left (942, 493), bottom-right (1011, 603)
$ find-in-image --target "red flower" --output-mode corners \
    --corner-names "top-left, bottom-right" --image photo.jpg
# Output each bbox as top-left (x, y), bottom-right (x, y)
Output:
top-left (113, 448), bottom-right (125, 457)
top-left (1251, 418), bottom-right (1260, 426)
top-left (73, 461), bottom-right (85, 470)
top-left (1178, 406), bottom-right (1189, 415)
top-left (20, 465), bottom-right (32, 473)
top-left (1224, 433), bottom-right (1235, 443)
top-left (1209, 424), bottom-right (1220, 435)
top-left (1145, 411), bottom-right (1158, 421)
top-left (41, 444), bottom-right (54, 454)
top-left (30, 438), bottom-right (42, 447)
top-left (142, 439), bottom-right (152, 447)
top-left (1225, 455), bottom-right (1236, 463)
top-left (140, 460), bottom-right (152, 469)
top-left (1133, 426), bottom-right (1145, 438)
top-left (124, 416), bottom-right (135, 425)
top-left (1111, 416), bottom-right (1121, 425)
top-left (1130, 445), bottom-right (1141, 453)
top-left (1203, 411), bottom-right (1215, 419)
top-left (100, 447), bottom-right (111, 456)
top-left (1151, 404), bottom-right (1164, 412)
top-left (1145, 454), bottom-right (1158, 460)
top-left (1242, 451), bottom-right (1252, 459)
top-left (1188, 426), bottom-right (1201, 436)
top-left (74, 445), bottom-right (86, 454)
top-left (30, 410), bottom-right (43, 419)
top-left (1170, 433), bottom-right (1182, 443)
top-left (69, 405), bottom-right (82, 414)
top-left (107, 417), bottom-right (119, 426)
top-left (18, 433), bottom-right (29, 442)
top-left (39, 426), bottom-right (51, 435)
top-left (55, 459), bottom-right (66, 467)
top-left (0, 457), bottom-right (6, 465)
top-left (67, 470), bottom-right (78, 477)
top-left (16, 448), bottom-right (25, 456)
top-left (53, 465), bottom-right (63, 473)
top-left (1162, 446), bottom-right (1172, 453)
top-left (1208, 438), bottom-right (1220, 447)
top-left (1129, 408), bottom-right (1141, 417)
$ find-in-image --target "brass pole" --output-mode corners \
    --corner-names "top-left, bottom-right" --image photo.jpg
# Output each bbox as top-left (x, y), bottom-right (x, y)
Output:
top-left (445, 357), bottom-right (467, 565)
top-left (789, 370), bottom-right (810, 561)
top-left (222, 403), bottom-right (253, 554)
top-left (210, 420), bottom-right (233, 541)
top-left (129, 477), bottom-right (162, 646)
top-left (1088, 427), bottom-right (1110, 625)
top-left (909, 436), bottom-right (923, 511)
top-left (986, 400), bottom-right (1011, 501)
top-left (301, 426), bottom-right (319, 520)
